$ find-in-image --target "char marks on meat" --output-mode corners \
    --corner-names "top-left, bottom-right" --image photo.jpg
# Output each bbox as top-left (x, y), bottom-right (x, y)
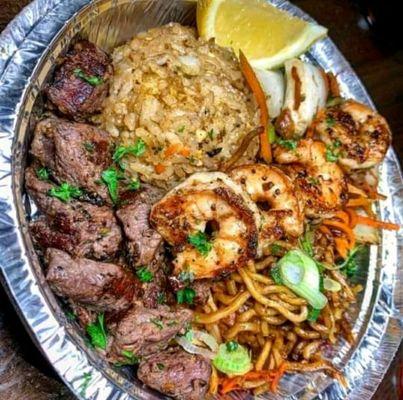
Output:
top-left (47, 40), bottom-right (112, 120)
top-left (46, 248), bottom-right (141, 313)
top-left (117, 185), bottom-right (164, 266)
top-left (30, 117), bottom-right (112, 203)
top-left (108, 305), bottom-right (192, 363)
top-left (26, 167), bottom-right (121, 259)
top-left (137, 347), bottom-right (211, 400)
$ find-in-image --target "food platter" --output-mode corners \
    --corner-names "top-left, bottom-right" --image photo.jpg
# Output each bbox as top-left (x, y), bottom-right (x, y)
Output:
top-left (0, 0), bottom-right (402, 399)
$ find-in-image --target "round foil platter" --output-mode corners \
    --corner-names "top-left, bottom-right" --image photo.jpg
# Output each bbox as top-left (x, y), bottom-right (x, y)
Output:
top-left (0, 0), bottom-right (402, 399)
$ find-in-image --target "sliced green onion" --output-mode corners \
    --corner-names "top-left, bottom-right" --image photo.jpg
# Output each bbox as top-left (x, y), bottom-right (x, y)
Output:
top-left (213, 343), bottom-right (252, 376)
top-left (277, 249), bottom-right (328, 310)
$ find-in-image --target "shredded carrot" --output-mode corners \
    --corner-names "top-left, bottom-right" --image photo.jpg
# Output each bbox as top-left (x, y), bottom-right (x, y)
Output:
top-left (333, 210), bottom-right (350, 225)
top-left (346, 208), bottom-right (358, 228)
top-left (219, 377), bottom-right (241, 395)
top-left (322, 219), bottom-right (356, 249)
top-left (346, 198), bottom-right (372, 208)
top-left (271, 363), bottom-right (287, 392)
top-left (334, 237), bottom-right (349, 259)
top-left (319, 225), bottom-right (332, 236)
top-left (355, 215), bottom-right (400, 231)
top-left (154, 163), bottom-right (166, 174)
top-left (239, 50), bottom-right (272, 164)
top-left (164, 144), bottom-right (190, 157)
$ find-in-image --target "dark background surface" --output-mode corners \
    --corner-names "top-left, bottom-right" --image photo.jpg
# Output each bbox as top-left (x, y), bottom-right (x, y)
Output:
top-left (0, 0), bottom-right (402, 399)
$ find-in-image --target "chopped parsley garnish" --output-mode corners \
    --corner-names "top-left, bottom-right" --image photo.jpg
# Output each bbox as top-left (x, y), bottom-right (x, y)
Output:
top-left (65, 310), bottom-right (76, 321)
top-left (157, 292), bottom-right (166, 304)
top-left (36, 167), bottom-right (50, 181)
top-left (167, 320), bottom-right (178, 327)
top-left (188, 231), bottom-right (212, 256)
top-left (86, 313), bottom-right (107, 350)
top-left (307, 177), bottom-right (319, 186)
top-left (74, 68), bottom-right (103, 86)
top-left (150, 318), bottom-right (164, 330)
top-left (207, 129), bottom-right (215, 140)
top-left (136, 266), bottom-right (153, 283)
top-left (326, 116), bottom-right (336, 127)
top-left (276, 138), bottom-right (298, 150)
top-left (78, 372), bottom-right (92, 397)
top-left (226, 341), bottom-right (239, 352)
top-left (83, 141), bottom-right (95, 153)
top-left (121, 350), bottom-right (139, 365)
top-left (48, 183), bottom-right (82, 202)
top-left (176, 287), bottom-right (196, 305)
top-left (157, 363), bottom-right (165, 370)
top-left (325, 140), bottom-right (342, 162)
top-left (178, 270), bottom-right (195, 284)
top-left (270, 266), bottom-right (283, 285)
top-left (270, 243), bottom-right (284, 256)
top-left (307, 307), bottom-right (321, 322)
top-left (177, 125), bottom-right (186, 133)
top-left (128, 179), bottom-right (141, 191)
top-left (113, 139), bottom-right (146, 169)
top-left (101, 167), bottom-right (123, 204)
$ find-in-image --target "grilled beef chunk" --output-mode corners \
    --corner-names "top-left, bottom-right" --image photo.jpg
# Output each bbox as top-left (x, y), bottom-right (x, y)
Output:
top-left (30, 117), bottom-right (111, 202)
top-left (189, 280), bottom-right (211, 306)
top-left (47, 40), bottom-right (112, 119)
top-left (137, 348), bottom-right (211, 400)
top-left (117, 185), bottom-right (164, 266)
top-left (46, 248), bottom-right (141, 313)
top-left (26, 167), bottom-right (121, 259)
top-left (108, 305), bottom-right (192, 363)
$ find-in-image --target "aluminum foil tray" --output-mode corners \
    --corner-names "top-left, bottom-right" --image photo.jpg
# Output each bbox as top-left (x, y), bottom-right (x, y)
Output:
top-left (0, 1), bottom-right (402, 399)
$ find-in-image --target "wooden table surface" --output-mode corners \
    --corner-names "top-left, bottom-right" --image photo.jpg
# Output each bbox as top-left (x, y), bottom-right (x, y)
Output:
top-left (0, 0), bottom-right (402, 399)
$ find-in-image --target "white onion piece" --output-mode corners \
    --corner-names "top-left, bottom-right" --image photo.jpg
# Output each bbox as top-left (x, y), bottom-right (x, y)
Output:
top-left (176, 336), bottom-right (216, 359)
top-left (193, 330), bottom-right (219, 352)
top-left (323, 277), bottom-right (342, 292)
top-left (281, 58), bottom-right (320, 137)
top-left (308, 64), bottom-right (328, 110)
top-left (253, 68), bottom-right (285, 118)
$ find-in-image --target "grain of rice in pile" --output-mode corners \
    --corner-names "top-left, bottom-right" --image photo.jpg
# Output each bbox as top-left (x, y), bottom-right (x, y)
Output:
top-left (99, 23), bottom-right (259, 189)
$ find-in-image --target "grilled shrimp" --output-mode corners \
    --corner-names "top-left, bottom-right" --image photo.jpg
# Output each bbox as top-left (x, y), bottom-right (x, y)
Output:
top-left (274, 139), bottom-right (347, 217)
top-left (311, 100), bottom-right (391, 170)
top-left (150, 172), bottom-right (261, 279)
top-left (230, 164), bottom-right (304, 254)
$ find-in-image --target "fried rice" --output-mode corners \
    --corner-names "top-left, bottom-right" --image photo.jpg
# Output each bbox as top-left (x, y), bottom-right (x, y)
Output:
top-left (99, 23), bottom-right (259, 188)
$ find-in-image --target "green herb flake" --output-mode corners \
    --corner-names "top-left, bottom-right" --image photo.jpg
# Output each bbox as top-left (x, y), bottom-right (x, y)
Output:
top-left (178, 270), bottom-right (195, 284)
top-left (101, 167), bottom-right (123, 204)
top-left (36, 167), bottom-right (50, 181)
top-left (78, 372), bottom-right (92, 397)
top-left (136, 266), bottom-right (153, 283)
top-left (157, 292), bottom-right (166, 304)
top-left (150, 318), bottom-right (164, 330)
top-left (48, 183), bottom-right (82, 202)
top-left (83, 141), bottom-right (95, 153)
top-left (326, 116), bottom-right (336, 128)
top-left (271, 266), bottom-right (283, 285)
top-left (128, 179), bottom-right (141, 191)
top-left (270, 243), bottom-right (283, 256)
top-left (113, 140), bottom-right (147, 169)
top-left (157, 363), bottom-right (165, 371)
top-left (226, 341), bottom-right (239, 352)
top-left (65, 310), bottom-right (76, 321)
top-left (177, 125), bottom-right (186, 133)
top-left (307, 307), bottom-right (321, 322)
top-left (338, 245), bottom-right (366, 278)
top-left (307, 177), bottom-right (319, 186)
top-left (325, 140), bottom-right (342, 163)
top-left (207, 129), bottom-right (215, 140)
top-left (176, 287), bottom-right (196, 305)
top-left (121, 350), bottom-right (139, 365)
top-left (74, 68), bottom-right (103, 86)
top-left (86, 313), bottom-right (107, 350)
top-left (276, 138), bottom-right (298, 150)
top-left (267, 124), bottom-right (277, 144)
top-left (188, 231), bottom-right (212, 256)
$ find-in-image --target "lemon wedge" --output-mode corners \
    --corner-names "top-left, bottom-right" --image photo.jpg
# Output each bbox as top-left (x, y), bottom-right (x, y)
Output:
top-left (197, 0), bottom-right (327, 69)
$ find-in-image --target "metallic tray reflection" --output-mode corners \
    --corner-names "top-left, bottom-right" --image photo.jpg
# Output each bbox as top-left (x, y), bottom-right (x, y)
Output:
top-left (0, 1), bottom-right (402, 399)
